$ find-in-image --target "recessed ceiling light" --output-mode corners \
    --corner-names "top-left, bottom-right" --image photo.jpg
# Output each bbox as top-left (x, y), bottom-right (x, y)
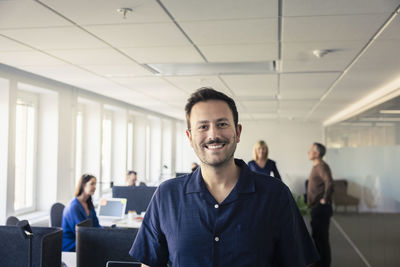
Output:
top-left (379, 109), bottom-right (400, 114)
top-left (144, 61), bottom-right (275, 76)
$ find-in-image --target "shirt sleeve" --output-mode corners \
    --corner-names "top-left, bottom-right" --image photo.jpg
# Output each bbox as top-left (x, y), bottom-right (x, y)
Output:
top-left (271, 161), bottom-right (281, 180)
top-left (318, 164), bottom-right (334, 201)
top-left (275, 186), bottom-right (319, 266)
top-left (129, 188), bottom-right (169, 267)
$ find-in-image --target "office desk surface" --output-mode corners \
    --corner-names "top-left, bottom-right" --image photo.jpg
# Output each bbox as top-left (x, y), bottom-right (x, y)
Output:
top-left (62, 251), bottom-right (76, 267)
top-left (99, 215), bottom-right (142, 228)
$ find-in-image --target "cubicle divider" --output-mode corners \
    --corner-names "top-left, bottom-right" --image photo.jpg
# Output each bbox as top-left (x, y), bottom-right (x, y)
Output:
top-left (76, 223), bottom-right (139, 267)
top-left (0, 226), bottom-right (62, 267)
top-left (112, 186), bottom-right (157, 214)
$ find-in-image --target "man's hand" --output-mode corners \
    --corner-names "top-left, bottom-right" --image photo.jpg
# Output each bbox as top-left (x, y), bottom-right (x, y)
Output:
top-left (320, 198), bottom-right (326, 205)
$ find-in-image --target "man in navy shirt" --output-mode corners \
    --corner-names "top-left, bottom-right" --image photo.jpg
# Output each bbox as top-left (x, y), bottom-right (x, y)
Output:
top-left (130, 88), bottom-right (319, 267)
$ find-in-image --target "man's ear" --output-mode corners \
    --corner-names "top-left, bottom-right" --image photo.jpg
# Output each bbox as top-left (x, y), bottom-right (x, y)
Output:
top-left (186, 129), bottom-right (193, 146)
top-left (236, 124), bottom-right (242, 143)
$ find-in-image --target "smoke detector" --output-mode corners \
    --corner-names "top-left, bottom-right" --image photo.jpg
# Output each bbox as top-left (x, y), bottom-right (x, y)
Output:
top-left (312, 49), bottom-right (330, 58)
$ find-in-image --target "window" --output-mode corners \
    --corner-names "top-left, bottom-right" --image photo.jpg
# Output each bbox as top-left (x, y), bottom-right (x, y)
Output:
top-left (101, 110), bottom-right (113, 193)
top-left (14, 93), bottom-right (37, 212)
top-left (127, 120), bottom-right (134, 171)
top-left (75, 109), bottom-right (83, 186)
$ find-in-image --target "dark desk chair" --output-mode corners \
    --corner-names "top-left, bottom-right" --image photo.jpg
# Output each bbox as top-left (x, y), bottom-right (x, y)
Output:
top-left (50, 202), bottom-right (65, 227)
top-left (106, 261), bottom-right (142, 267)
top-left (6, 216), bottom-right (19, 226)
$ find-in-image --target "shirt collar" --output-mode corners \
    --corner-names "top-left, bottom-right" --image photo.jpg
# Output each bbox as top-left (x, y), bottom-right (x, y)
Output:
top-left (185, 158), bottom-right (255, 194)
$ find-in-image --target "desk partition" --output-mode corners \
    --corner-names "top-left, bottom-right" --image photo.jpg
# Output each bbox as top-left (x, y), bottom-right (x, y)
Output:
top-left (112, 186), bottom-right (157, 214)
top-left (0, 226), bottom-right (62, 267)
top-left (76, 224), bottom-right (139, 267)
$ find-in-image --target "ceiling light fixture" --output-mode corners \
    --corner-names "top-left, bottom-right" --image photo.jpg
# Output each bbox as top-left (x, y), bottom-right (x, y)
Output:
top-left (312, 49), bottom-right (331, 58)
top-left (117, 8), bottom-right (133, 19)
top-left (379, 109), bottom-right (400, 114)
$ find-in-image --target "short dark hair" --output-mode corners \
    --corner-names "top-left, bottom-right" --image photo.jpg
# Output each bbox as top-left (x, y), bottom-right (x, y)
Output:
top-left (127, 170), bottom-right (137, 176)
top-left (185, 87), bottom-right (238, 130)
top-left (313, 142), bottom-right (326, 158)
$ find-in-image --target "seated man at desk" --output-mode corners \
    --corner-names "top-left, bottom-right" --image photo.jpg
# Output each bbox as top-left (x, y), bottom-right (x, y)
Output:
top-left (126, 170), bottom-right (146, 187)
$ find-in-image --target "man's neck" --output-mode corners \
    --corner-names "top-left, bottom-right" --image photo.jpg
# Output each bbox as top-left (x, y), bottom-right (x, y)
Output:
top-left (313, 158), bottom-right (323, 166)
top-left (200, 159), bottom-right (241, 203)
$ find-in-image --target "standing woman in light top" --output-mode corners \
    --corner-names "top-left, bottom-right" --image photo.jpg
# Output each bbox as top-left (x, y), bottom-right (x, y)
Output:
top-left (248, 140), bottom-right (281, 179)
top-left (62, 174), bottom-right (101, 252)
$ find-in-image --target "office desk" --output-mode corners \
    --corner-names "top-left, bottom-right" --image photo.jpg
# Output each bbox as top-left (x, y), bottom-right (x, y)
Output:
top-left (62, 251), bottom-right (76, 267)
top-left (100, 215), bottom-right (143, 228)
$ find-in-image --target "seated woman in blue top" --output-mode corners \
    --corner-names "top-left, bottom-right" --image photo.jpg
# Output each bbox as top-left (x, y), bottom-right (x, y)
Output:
top-left (248, 140), bottom-right (281, 180)
top-left (62, 174), bottom-right (101, 252)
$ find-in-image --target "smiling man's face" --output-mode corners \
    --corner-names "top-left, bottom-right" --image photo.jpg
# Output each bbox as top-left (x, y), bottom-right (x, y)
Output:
top-left (186, 100), bottom-right (241, 168)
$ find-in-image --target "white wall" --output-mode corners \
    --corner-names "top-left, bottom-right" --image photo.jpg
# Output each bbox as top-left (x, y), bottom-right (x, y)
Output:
top-left (326, 146), bottom-right (400, 213)
top-left (236, 120), bottom-right (323, 195)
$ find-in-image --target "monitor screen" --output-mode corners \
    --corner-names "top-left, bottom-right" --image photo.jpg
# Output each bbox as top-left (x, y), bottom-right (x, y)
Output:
top-left (98, 198), bottom-right (127, 219)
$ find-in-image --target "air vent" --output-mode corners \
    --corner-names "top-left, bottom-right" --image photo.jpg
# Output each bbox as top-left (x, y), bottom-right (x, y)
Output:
top-left (143, 61), bottom-right (276, 76)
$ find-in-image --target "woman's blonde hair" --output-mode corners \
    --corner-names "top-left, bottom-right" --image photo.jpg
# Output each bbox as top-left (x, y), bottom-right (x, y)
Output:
top-left (252, 140), bottom-right (269, 161)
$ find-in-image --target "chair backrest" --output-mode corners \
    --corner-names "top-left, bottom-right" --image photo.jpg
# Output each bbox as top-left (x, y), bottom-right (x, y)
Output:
top-left (333, 180), bottom-right (348, 195)
top-left (76, 225), bottom-right (139, 267)
top-left (112, 186), bottom-right (157, 214)
top-left (0, 226), bottom-right (62, 267)
top-left (106, 261), bottom-right (142, 267)
top-left (6, 216), bottom-right (19, 226)
top-left (50, 202), bottom-right (65, 227)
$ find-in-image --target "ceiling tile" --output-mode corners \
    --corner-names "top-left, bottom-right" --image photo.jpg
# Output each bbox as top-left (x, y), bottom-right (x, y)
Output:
top-left (49, 48), bottom-right (133, 65)
top-left (0, 27), bottom-right (108, 49)
top-left (165, 75), bottom-right (231, 95)
top-left (241, 100), bottom-right (278, 112)
top-left (163, 0), bottom-right (277, 21)
top-left (280, 72), bottom-right (340, 92)
top-left (284, 0), bottom-right (399, 16)
top-left (121, 46), bottom-right (204, 63)
top-left (221, 74), bottom-right (278, 97)
top-left (279, 100), bottom-right (316, 109)
top-left (80, 63), bottom-right (152, 77)
top-left (0, 0), bottom-right (71, 29)
top-left (283, 14), bottom-right (390, 42)
top-left (0, 35), bottom-right (31, 51)
top-left (85, 23), bottom-right (190, 47)
top-left (199, 43), bottom-right (277, 62)
top-left (180, 18), bottom-right (277, 45)
top-left (41, 0), bottom-right (171, 25)
top-left (0, 50), bottom-right (65, 67)
top-left (380, 14), bottom-right (400, 40)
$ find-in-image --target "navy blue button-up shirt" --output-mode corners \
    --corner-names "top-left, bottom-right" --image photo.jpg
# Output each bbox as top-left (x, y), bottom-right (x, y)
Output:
top-left (130, 159), bottom-right (318, 267)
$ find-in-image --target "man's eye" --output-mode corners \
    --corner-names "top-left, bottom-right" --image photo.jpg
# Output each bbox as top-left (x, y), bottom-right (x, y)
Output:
top-left (217, 122), bottom-right (228, 128)
top-left (198, 125), bottom-right (208, 130)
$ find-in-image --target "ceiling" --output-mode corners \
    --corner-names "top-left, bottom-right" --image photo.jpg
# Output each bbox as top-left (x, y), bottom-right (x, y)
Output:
top-left (1, 0), bottom-right (400, 122)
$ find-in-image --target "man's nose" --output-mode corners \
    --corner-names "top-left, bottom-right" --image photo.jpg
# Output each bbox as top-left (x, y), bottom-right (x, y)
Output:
top-left (207, 124), bottom-right (219, 139)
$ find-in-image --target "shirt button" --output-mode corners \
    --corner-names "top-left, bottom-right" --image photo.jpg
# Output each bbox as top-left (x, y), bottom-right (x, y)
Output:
top-left (214, 236), bottom-right (219, 242)
top-left (214, 204), bottom-right (219, 209)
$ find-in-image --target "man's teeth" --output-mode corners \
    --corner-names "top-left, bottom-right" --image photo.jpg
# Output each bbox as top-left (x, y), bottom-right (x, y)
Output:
top-left (208, 144), bottom-right (223, 149)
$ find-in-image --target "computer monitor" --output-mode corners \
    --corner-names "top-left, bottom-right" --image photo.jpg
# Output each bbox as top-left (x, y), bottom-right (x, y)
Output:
top-left (98, 198), bottom-right (127, 220)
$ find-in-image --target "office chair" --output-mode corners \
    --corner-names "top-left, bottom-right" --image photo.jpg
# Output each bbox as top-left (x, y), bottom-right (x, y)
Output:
top-left (50, 202), bottom-right (65, 227)
top-left (106, 261), bottom-right (142, 267)
top-left (6, 216), bottom-right (19, 226)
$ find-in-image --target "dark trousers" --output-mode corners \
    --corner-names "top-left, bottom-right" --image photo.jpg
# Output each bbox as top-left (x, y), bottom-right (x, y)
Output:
top-left (311, 203), bottom-right (333, 267)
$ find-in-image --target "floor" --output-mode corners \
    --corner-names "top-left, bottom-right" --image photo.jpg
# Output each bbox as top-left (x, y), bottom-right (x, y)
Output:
top-left (330, 213), bottom-right (400, 267)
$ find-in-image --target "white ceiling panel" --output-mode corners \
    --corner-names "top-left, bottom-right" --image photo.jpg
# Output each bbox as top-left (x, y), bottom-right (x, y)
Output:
top-left (0, 0), bottom-right (71, 29)
top-left (284, 0), bottom-right (399, 16)
top-left (84, 23), bottom-right (190, 47)
top-left (165, 75), bottom-right (231, 95)
top-left (0, 50), bottom-right (65, 67)
top-left (41, 0), bottom-right (170, 25)
top-left (180, 18), bottom-right (277, 45)
top-left (222, 74), bottom-right (278, 97)
top-left (241, 100), bottom-right (278, 112)
top-left (0, 27), bottom-right (107, 49)
top-left (282, 59), bottom-right (350, 72)
top-left (121, 46), bottom-right (204, 63)
top-left (251, 113), bottom-right (278, 120)
top-left (280, 72), bottom-right (340, 91)
top-left (0, 35), bottom-right (31, 51)
top-left (280, 100), bottom-right (316, 109)
top-left (380, 14), bottom-right (400, 40)
top-left (283, 14), bottom-right (390, 42)
top-left (199, 43), bottom-right (277, 62)
top-left (80, 63), bottom-right (152, 77)
top-left (163, 0), bottom-right (277, 21)
top-left (280, 90), bottom-right (324, 100)
top-left (49, 48), bottom-right (133, 65)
